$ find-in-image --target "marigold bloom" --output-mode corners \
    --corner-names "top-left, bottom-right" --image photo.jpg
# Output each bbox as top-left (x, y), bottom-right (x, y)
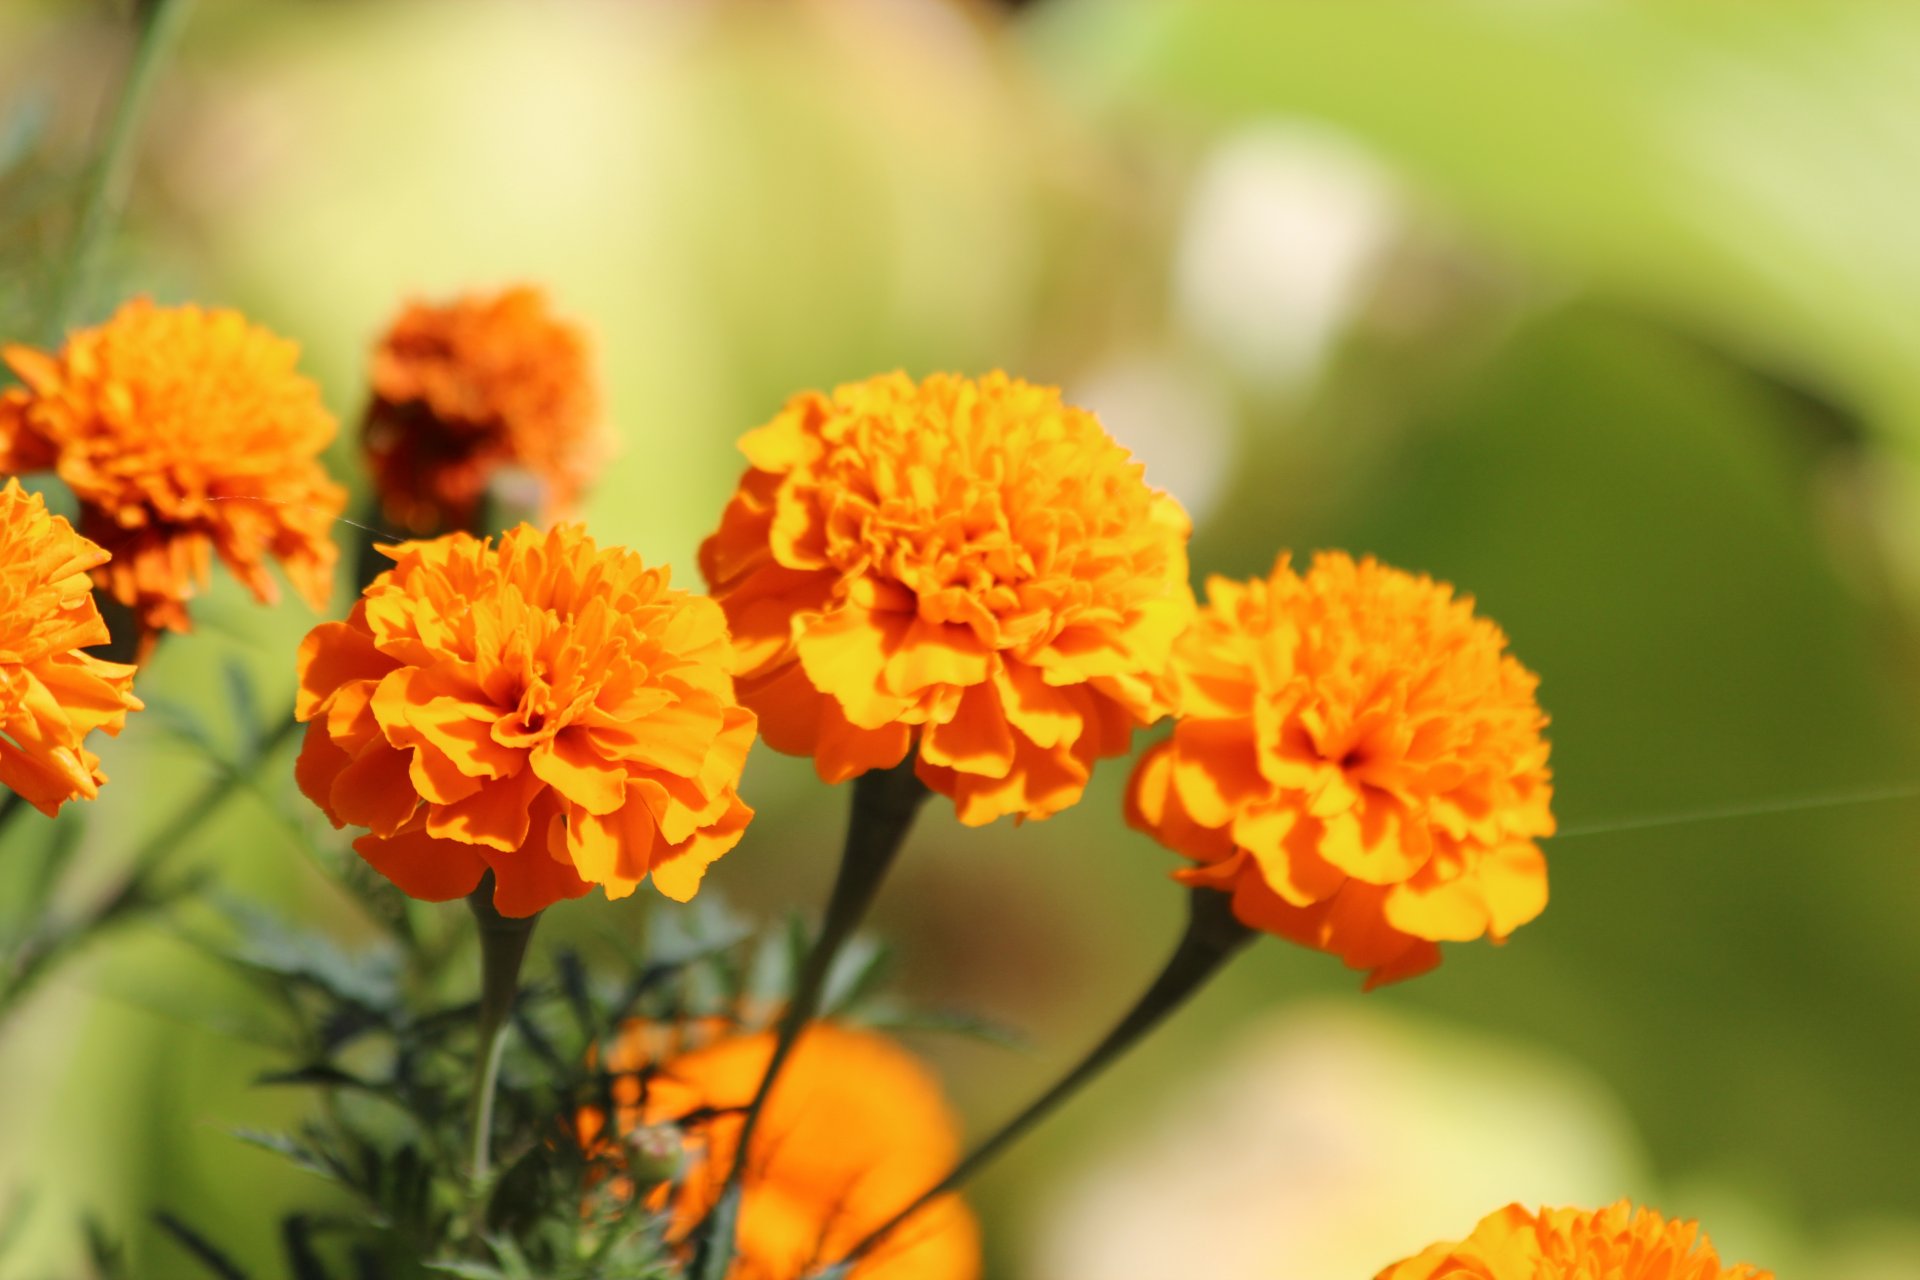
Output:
top-left (365, 285), bottom-right (602, 533)
top-left (699, 371), bottom-right (1194, 826)
top-left (294, 523), bottom-right (754, 917)
top-left (578, 1020), bottom-right (980, 1280)
top-left (0, 299), bottom-right (345, 655)
top-left (1126, 552), bottom-right (1553, 987)
top-left (0, 480), bottom-right (142, 815)
top-left (1377, 1201), bottom-right (1774, 1280)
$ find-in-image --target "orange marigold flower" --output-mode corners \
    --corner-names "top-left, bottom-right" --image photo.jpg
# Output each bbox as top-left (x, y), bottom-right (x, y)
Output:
top-left (365, 285), bottom-right (602, 533)
top-left (578, 1020), bottom-right (980, 1280)
top-left (699, 371), bottom-right (1194, 826)
top-left (1377, 1200), bottom-right (1774, 1280)
top-left (294, 524), bottom-right (754, 917)
top-left (1126, 552), bottom-right (1553, 987)
top-left (0, 299), bottom-right (345, 656)
top-left (0, 480), bottom-right (142, 815)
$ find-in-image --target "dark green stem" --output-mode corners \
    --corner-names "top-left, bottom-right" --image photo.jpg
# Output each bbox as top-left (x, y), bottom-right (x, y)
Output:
top-left (821, 887), bottom-right (1254, 1276)
top-left (692, 759), bottom-right (929, 1280)
top-left (466, 875), bottom-right (538, 1196)
top-left (46, 0), bottom-right (194, 338)
top-left (0, 712), bottom-right (301, 1025)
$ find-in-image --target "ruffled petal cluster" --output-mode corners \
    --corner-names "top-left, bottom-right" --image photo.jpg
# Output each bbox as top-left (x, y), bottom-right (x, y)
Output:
top-left (0, 480), bottom-right (142, 815)
top-left (578, 1020), bottom-right (980, 1280)
top-left (1127, 552), bottom-right (1552, 986)
top-left (1377, 1201), bottom-right (1774, 1279)
top-left (365, 285), bottom-right (603, 533)
top-left (0, 299), bottom-right (345, 656)
top-left (295, 524), bottom-right (754, 917)
top-left (699, 371), bottom-right (1193, 825)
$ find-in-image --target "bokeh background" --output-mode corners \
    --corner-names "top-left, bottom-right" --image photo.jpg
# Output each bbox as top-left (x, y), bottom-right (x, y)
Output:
top-left (3, 0), bottom-right (1920, 1275)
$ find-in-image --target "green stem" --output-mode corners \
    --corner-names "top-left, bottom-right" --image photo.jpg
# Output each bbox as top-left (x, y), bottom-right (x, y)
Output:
top-left (692, 759), bottom-right (929, 1280)
top-left (822, 887), bottom-right (1254, 1277)
top-left (0, 712), bottom-right (301, 1025)
top-left (465, 875), bottom-right (538, 1197)
top-left (46, 0), bottom-right (195, 339)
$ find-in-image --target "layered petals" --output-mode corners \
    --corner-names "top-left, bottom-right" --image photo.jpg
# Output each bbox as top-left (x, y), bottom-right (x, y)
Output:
top-left (0, 480), bottom-right (141, 815)
top-left (1376, 1200), bottom-right (1774, 1280)
top-left (0, 300), bottom-right (345, 657)
top-left (295, 524), bottom-right (755, 916)
top-left (364, 285), bottom-right (604, 533)
top-left (579, 1020), bottom-right (980, 1280)
top-left (699, 371), bottom-right (1194, 825)
top-left (1126, 553), bottom-right (1553, 986)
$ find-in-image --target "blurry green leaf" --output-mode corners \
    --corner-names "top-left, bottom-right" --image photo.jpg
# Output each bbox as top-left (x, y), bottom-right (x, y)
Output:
top-left (0, 1188), bottom-right (36, 1264)
top-left (154, 1210), bottom-right (253, 1280)
top-left (83, 1215), bottom-right (127, 1280)
top-left (223, 659), bottom-right (263, 764)
top-left (821, 935), bottom-right (893, 1017)
top-left (859, 1003), bottom-right (1032, 1052)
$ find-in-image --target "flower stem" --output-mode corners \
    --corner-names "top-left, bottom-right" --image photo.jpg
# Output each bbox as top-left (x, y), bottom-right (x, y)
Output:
top-left (0, 712), bottom-right (301, 1027)
top-left (47, 0), bottom-right (194, 338)
top-left (465, 875), bottom-right (538, 1198)
top-left (822, 886), bottom-right (1254, 1277)
top-left (692, 759), bottom-right (929, 1280)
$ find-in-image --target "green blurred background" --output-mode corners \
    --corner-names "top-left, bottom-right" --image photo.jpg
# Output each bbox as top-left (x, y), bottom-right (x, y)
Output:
top-left (3, 0), bottom-right (1919, 1275)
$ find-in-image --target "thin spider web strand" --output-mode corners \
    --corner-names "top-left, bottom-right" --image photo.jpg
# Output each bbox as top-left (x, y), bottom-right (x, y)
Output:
top-left (1555, 782), bottom-right (1920, 841)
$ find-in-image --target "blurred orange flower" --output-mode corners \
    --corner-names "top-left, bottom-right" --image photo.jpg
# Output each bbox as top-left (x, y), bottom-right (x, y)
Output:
top-left (699, 371), bottom-right (1193, 826)
top-left (294, 524), bottom-right (754, 917)
top-left (365, 285), bottom-right (602, 533)
top-left (0, 480), bottom-right (142, 815)
top-left (579, 1020), bottom-right (980, 1280)
top-left (1377, 1200), bottom-right (1773, 1279)
top-left (1126, 552), bottom-right (1553, 987)
top-left (0, 299), bottom-right (345, 657)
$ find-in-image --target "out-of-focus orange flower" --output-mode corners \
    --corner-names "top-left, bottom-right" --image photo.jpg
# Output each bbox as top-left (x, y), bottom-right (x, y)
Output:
top-left (699, 371), bottom-right (1193, 826)
top-left (365, 285), bottom-right (602, 533)
top-left (1377, 1200), bottom-right (1774, 1279)
top-left (0, 299), bottom-right (345, 657)
top-left (1126, 552), bottom-right (1553, 987)
top-left (294, 523), bottom-right (754, 917)
top-left (578, 1020), bottom-right (980, 1280)
top-left (0, 480), bottom-right (142, 815)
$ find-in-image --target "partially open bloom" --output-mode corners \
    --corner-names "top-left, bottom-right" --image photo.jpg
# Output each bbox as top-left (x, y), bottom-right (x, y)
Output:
top-left (0, 480), bottom-right (142, 815)
top-left (1126, 552), bottom-right (1552, 987)
top-left (700, 371), bottom-right (1193, 825)
top-left (0, 299), bottom-right (345, 656)
top-left (1377, 1201), bottom-right (1774, 1279)
top-left (365, 285), bottom-right (602, 533)
top-left (294, 523), bottom-right (754, 917)
top-left (578, 1020), bottom-right (980, 1280)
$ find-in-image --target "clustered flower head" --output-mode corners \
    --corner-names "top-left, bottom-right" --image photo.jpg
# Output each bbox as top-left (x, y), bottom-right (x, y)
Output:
top-left (1128, 552), bottom-right (1553, 987)
top-left (700, 371), bottom-right (1194, 826)
top-left (578, 1019), bottom-right (980, 1280)
top-left (0, 480), bottom-right (141, 815)
top-left (294, 523), bottom-right (754, 917)
top-left (1377, 1201), bottom-right (1774, 1280)
top-left (0, 298), bottom-right (345, 658)
top-left (364, 285), bottom-right (602, 533)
